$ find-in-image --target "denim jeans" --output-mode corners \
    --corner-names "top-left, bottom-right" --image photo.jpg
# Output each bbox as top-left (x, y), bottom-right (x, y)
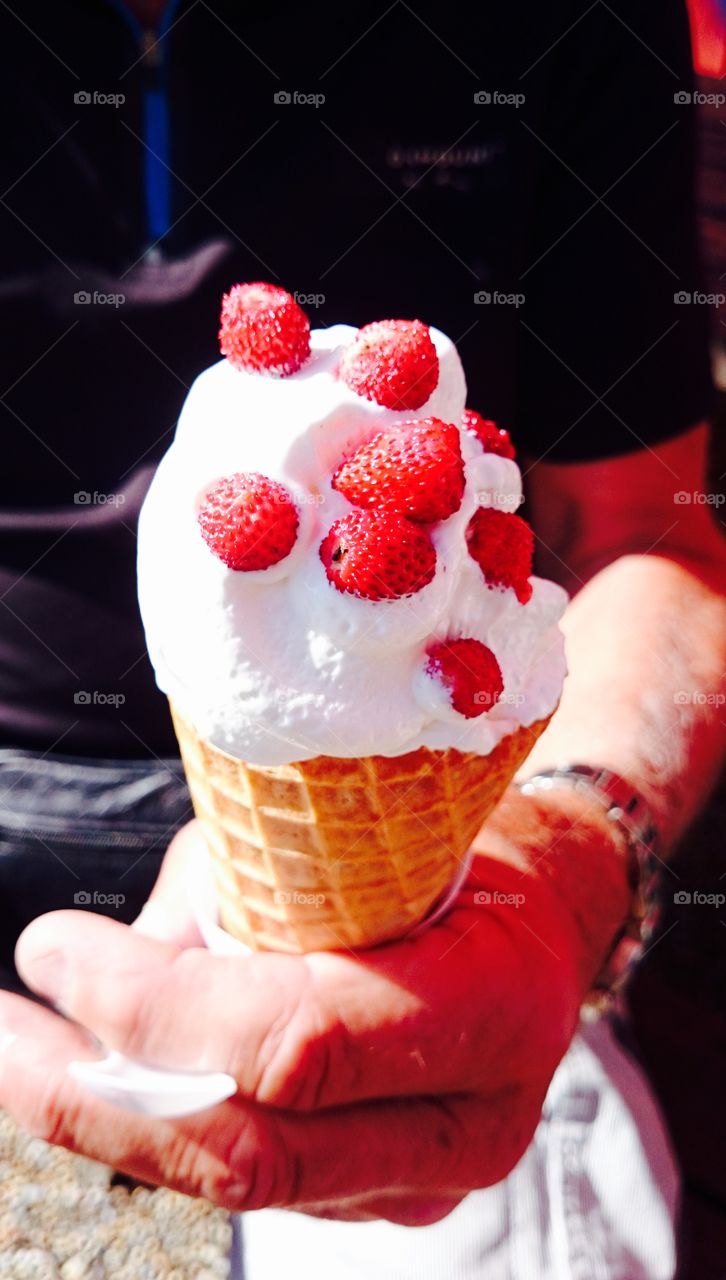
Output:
top-left (0, 748), bottom-right (193, 994)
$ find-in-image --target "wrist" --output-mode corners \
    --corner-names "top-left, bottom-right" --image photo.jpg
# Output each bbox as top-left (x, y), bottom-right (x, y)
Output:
top-left (475, 787), bottom-right (632, 994)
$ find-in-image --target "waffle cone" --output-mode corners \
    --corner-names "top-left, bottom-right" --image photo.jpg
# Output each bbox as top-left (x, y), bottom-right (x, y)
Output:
top-left (170, 702), bottom-right (552, 953)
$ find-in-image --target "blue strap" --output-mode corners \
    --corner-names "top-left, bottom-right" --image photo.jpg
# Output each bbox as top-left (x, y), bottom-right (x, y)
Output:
top-left (105, 0), bottom-right (182, 244)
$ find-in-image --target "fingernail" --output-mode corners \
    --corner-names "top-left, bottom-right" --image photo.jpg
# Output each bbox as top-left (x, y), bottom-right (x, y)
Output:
top-left (52, 1005), bottom-right (105, 1054)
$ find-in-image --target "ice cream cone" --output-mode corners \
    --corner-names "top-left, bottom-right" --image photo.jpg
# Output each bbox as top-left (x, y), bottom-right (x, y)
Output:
top-left (170, 701), bottom-right (552, 953)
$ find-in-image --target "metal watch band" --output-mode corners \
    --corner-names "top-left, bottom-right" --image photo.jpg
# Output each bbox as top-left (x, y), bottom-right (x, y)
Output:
top-left (516, 766), bottom-right (663, 1014)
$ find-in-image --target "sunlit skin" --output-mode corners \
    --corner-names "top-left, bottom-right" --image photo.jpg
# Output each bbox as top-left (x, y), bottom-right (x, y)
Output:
top-left (0, 424), bottom-right (724, 1224)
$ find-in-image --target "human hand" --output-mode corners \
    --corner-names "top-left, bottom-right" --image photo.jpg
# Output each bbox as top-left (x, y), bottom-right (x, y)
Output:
top-left (0, 794), bottom-right (628, 1225)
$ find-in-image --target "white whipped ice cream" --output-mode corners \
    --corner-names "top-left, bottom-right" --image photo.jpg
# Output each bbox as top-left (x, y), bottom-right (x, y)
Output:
top-left (138, 325), bottom-right (567, 764)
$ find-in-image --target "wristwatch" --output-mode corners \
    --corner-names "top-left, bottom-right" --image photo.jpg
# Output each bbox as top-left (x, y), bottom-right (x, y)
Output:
top-left (516, 765), bottom-right (663, 1015)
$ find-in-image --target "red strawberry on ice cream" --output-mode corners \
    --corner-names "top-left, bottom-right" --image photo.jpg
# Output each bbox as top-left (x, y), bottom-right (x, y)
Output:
top-left (138, 283), bottom-right (566, 765)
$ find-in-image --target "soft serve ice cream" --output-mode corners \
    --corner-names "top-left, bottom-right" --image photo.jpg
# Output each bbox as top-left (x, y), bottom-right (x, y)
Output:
top-left (138, 284), bottom-right (567, 767)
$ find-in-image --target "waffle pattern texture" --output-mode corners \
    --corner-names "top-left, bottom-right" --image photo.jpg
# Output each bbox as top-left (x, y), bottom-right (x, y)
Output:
top-left (171, 703), bottom-right (551, 952)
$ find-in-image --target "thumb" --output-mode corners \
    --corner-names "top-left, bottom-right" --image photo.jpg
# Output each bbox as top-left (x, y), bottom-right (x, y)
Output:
top-left (132, 819), bottom-right (206, 947)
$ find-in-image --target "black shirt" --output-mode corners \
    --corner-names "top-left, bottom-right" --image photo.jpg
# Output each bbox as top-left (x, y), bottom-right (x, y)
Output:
top-left (0, 0), bottom-right (711, 758)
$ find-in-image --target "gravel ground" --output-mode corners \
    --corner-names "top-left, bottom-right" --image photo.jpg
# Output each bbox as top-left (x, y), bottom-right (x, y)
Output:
top-left (0, 1109), bottom-right (232, 1280)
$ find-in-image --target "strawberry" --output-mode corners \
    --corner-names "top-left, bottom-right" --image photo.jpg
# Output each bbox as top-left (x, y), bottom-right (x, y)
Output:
top-left (466, 508), bottom-right (533, 603)
top-left (198, 472), bottom-right (299, 570)
top-left (319, 510), bottom-right (436, 600)
top-left (462, 408), bottom-right (515, 460)
top-left (332, 417), bottom-right (464, 523)
top-left (219, 282), bottom-right (310, 376)
top-left (338, 319), bottom-right (439, 410)
top-left (425, 638), bottom-right (504, 718)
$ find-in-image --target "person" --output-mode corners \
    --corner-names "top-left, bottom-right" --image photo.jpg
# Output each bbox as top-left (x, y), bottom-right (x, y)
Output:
top-left (0, 1), bottom-right (724, 1277)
